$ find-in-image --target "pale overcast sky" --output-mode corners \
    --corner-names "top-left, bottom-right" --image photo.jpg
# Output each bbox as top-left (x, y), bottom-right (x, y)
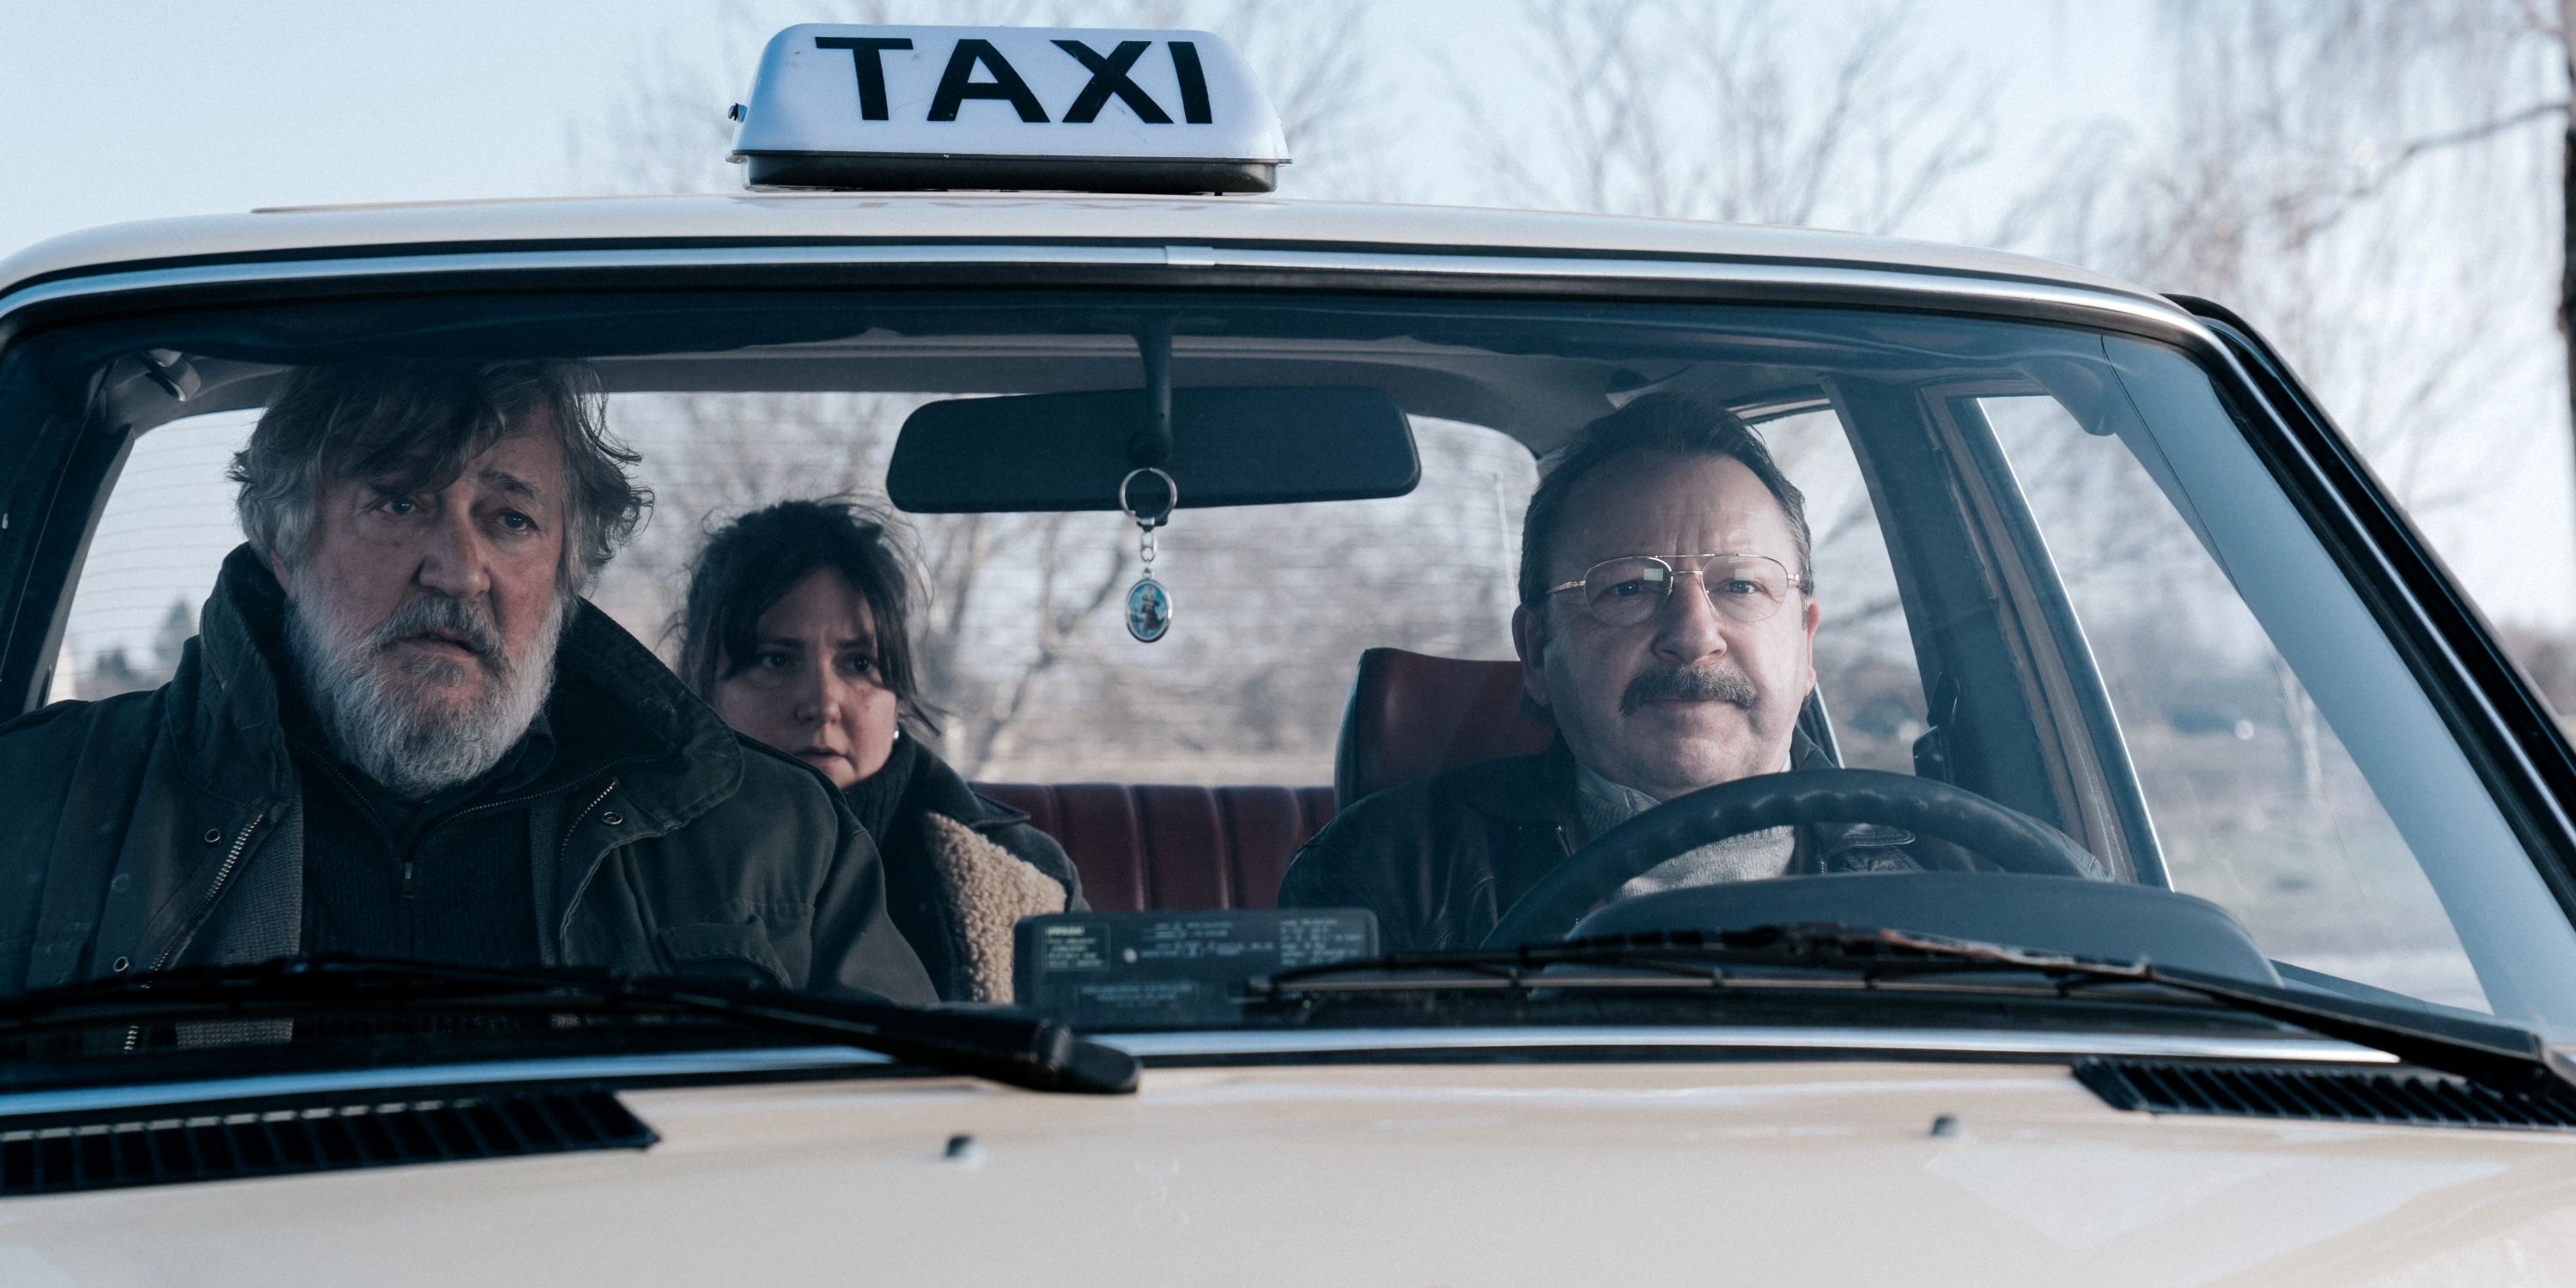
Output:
top-left (0, 0), bottom-right (2142, 249)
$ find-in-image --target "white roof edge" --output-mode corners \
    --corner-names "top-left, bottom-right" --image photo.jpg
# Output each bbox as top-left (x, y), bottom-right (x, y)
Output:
top-left (0, 192), bottom-right (2166, 311)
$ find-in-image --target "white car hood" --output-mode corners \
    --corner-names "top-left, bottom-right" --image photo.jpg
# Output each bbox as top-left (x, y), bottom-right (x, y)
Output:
top-left (3, 1060), bottom-right (2571, 1287)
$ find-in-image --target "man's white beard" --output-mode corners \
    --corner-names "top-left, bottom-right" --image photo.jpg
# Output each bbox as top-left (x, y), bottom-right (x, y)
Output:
top-left (284, 578), bottom-right (568, 800)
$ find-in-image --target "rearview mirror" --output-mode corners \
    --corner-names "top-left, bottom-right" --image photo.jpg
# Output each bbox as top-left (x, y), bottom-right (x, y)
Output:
top-left (886, 386), bottom-right (1419, 513)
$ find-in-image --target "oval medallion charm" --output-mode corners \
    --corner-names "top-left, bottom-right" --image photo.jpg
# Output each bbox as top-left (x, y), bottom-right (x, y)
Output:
top-left (1126, 575), bottom-right (1171, 642)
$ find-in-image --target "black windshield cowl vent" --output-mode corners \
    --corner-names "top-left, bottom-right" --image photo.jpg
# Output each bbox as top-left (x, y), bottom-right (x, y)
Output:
top-left (2074, 1059), bottom-right (2576, 1132)
top-left (0, 1084), bottom-right (655, 1199)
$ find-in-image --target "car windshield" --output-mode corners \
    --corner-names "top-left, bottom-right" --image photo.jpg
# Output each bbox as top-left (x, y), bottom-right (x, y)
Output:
top-left (19, 287), bottom-right (2576, 1058)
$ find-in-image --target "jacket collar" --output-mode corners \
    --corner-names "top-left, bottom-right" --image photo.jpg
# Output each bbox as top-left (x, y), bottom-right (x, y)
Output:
top-left (544, 588), bottom-right (743, 834)
top-left (175, 544), bottom-right (742, 828)
top-left (175, 545), bottom-right (300, 808)
top-left (895, 739), bottom-right (1030, 835)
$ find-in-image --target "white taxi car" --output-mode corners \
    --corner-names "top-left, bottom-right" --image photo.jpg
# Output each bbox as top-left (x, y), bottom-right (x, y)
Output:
top-left (3, 23), bottom-right (2575, 1286)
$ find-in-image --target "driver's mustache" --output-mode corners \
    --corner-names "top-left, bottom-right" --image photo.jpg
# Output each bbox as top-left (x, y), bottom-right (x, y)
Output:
top-left (1622, 663), bottom-right (1755, 714)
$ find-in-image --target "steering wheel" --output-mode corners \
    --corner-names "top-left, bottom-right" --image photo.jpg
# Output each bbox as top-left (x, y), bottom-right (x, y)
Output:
top-left (1480, 769), bottom-right (2105, 947)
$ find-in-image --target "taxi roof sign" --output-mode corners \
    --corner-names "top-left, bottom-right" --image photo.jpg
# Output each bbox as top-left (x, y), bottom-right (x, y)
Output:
top-left (729, 24), bottom-right (1289, 195)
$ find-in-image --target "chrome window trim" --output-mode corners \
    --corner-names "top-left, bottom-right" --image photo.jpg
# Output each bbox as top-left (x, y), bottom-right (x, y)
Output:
top-left (0, 1027), bottom-right (2391, 1121)
top-left (0, 240), bottom-right (2198, 342)
top-left (1103, 1026), bottom-right (2394, 1063)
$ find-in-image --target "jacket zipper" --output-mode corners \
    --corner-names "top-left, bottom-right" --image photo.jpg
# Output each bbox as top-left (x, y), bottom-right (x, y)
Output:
top-left (308, 752), bottom-right (590, 898)
top-left (411, 792), bottom-right (566, 898)
top-left (124, 812), bottom-right (266, 1051)
top-left (552, 779), bottom-right (621, 961)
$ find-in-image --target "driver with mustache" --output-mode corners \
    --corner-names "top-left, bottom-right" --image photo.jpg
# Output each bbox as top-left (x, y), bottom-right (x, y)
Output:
top-left (1280, 392), bottom-right (1914, 951)
top-left (0, 362), bottom-right (933, 1002)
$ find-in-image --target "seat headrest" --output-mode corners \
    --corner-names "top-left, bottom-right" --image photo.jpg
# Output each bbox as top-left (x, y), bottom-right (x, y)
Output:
top-left (1334, 647), bottom-right (1553, 809)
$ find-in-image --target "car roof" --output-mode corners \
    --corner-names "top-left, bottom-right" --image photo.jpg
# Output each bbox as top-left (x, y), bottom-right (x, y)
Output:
top-left (0, 191), bottom-right (2165, 307)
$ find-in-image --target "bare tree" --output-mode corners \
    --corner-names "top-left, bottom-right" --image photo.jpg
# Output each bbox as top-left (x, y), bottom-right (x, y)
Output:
top-left (1453, 0), bottom-right (1996, 234)
top-left (2008, 2), bottom-right (2561, 522)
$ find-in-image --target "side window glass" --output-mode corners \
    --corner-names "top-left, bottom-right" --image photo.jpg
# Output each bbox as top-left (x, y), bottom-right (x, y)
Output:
top-left (51, 412), bottom-right (257, 704)
top-left (1983, 394), bottom-right (2486, 1012)
top-left (1761, 409), bottom-right (1924, 774)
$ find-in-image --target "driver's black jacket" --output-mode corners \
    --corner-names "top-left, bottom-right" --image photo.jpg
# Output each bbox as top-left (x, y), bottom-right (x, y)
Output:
top-left (1279, 739), bottom-right (1917, 951)
top-left (0, 546), bottom-right (936, 1004)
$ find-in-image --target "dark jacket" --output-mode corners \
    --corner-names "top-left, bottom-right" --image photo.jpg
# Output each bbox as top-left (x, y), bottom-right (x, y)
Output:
top-left (1278, 739), bottom-right (1916, 952)
top-left (859, 737), bottom-right (1084, 1003)
top-left (0, 546), bottom-right (935, 1004)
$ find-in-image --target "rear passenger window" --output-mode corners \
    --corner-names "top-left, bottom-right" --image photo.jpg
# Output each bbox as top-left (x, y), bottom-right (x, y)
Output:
top-left (1761, 408), bottom-right (1924, 775)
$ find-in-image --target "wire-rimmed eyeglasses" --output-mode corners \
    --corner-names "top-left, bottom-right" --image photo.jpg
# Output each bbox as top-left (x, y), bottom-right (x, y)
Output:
top-left (1545, 552), bottom-right (1807, 627)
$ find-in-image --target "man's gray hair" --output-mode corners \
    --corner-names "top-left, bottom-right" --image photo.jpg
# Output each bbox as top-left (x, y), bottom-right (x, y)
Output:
top-left (230, 361), bottom-right (649, 592)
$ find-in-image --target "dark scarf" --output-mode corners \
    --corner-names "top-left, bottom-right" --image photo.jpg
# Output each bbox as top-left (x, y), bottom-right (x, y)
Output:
top-left (839, 734), bottom-right (921, 843)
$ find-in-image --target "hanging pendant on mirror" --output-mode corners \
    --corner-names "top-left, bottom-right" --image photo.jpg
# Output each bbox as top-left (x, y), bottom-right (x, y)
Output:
top-left (1126, 574), bottom-right (1171, 643)
top-left (1119, 466), bottom-right (1178, 644)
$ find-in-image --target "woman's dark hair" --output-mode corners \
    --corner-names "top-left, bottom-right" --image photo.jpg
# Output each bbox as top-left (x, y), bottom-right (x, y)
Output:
top-left (674, 498), bottom-right (939, 733)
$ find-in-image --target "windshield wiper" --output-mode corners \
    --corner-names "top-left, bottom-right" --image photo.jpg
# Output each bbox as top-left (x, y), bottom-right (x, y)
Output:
top-left (0, 956), bottom-right (1136, 1096)
top-left (1252, 923), bottom-right (2576, 1099)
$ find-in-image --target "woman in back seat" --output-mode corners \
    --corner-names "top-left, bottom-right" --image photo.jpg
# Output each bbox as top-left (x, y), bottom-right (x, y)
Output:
top-left (673, 499), bottom-right (1083, 1003)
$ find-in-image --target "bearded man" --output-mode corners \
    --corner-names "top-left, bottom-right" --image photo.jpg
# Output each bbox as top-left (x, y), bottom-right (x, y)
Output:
top-left (1279, 392), bottom-right (1917, 951)
top-left (0, 362), bottom-right (933, 1003)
